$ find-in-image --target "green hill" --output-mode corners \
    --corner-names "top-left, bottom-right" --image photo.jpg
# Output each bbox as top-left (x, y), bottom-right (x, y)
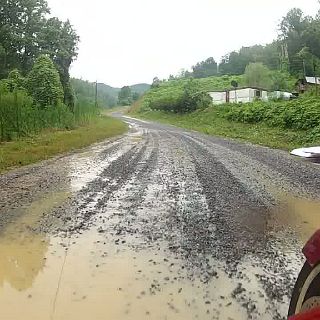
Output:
top-left (130, 83), bottom-right (150, 95)
top-left (72, 79), bottom-right (150, 108)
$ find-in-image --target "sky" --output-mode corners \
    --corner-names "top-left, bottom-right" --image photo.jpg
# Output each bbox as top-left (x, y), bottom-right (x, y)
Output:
top-left (47, 0), bottom-right (319, 87)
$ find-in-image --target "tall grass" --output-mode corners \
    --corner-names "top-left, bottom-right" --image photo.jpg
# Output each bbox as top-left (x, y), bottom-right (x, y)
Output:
top-left (0, 89), bottom-right (99, 142)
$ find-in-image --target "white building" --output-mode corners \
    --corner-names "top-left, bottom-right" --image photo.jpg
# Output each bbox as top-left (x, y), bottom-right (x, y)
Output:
top-left (305, 76), bottom-right (320, 85)
top-left (209, 87), bottom-right (268, 105)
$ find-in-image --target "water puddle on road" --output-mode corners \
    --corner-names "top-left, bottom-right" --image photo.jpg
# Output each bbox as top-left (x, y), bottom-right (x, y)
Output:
top-left (2, 190), bottom-right (319, 319)
top-left (0, 187), bottom-right (257, 320)
top-left (268, 195), bottom-right (320, 243)
top-left (0, 224), bottom-right (252, 320)
top-left (0, 191), bottom-right (69, 294)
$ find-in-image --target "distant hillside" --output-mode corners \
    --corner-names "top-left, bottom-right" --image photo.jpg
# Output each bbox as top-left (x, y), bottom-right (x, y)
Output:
top-left (130, 83), bottom-right (150, 95)
top-left (72, 79), bottom-right (150, 108)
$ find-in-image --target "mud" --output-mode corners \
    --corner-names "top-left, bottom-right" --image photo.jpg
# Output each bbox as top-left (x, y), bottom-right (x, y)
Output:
top-left (0, 116), bottom-right (320, 319)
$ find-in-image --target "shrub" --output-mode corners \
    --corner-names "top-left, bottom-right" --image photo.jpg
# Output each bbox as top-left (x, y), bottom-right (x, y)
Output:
top-left (26, 55), bottom-right (64, 107)
top-left (224, 98), bottom-right (320, 130)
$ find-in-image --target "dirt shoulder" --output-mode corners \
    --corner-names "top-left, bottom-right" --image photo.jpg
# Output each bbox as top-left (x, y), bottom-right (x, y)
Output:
top-left (0, 115), bottom-right (127, 174)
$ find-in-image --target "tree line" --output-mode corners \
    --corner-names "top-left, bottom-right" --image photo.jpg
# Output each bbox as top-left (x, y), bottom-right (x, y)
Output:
top-left (0, 1), bottom-right (103, 142)
top-left (167, 6), bottom-right (320, 81)
top-left (0, 0), bottom-right (79, 108)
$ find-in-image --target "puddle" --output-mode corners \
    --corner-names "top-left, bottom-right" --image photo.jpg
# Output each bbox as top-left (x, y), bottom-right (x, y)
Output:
top-left (0, 227), bottom-right (251, 320)
top-left (269, 195), bottom-right (320, 243)
top-left (0, 191), bottom-right (69, 294)
top-left (0, 233), bottom-right (48, 291)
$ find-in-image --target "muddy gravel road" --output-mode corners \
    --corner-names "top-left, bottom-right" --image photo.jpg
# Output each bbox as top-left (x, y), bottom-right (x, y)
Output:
top-left (1, 115), bottom-right (320, 320)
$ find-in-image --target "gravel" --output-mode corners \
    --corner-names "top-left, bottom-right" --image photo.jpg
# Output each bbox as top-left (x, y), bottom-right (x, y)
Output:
top-left (1, 115), bottom-right (320, 319)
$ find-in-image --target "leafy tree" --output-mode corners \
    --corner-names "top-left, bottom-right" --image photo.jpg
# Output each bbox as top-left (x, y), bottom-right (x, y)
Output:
top-left (151, 77), bottom-right (161, 88)
top-left (180, 80), bottom-right (211, 113)
top-left (0, 0), bottom-right (50, 75)
top-left (39, 18), bottom-right (79, 107)
top-left (270, 70), bottom-right (295, 91)
top-left (26, 55), bottom-right (63, 107)
top-left (219, 45), bottom-right (280, 75)
top-left (176, 69), bottom-right (193, 79)
top-left (0, 0), bottom-right (79, 109)
top-left (244, 63), bottom-right (272, 89)
top-left (192, 57), bottom-right (217, 78)
top-left (118, 86), bottom-right (132, 105)
top-left (279, 8), bottom-right (320, 76)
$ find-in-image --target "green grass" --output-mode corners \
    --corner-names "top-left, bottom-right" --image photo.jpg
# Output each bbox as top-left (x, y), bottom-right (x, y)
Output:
top-left (0, 115), bottom-right (127, 173)
top-left (133, 108), bottom-right (320, 151)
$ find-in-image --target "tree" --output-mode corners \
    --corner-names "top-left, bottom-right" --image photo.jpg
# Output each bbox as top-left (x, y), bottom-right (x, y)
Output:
top-left (244, 63), bottom-right (272, 89)
top-left (0, 69), bottom-right (26, 92)
top-left (39, 18), bottom-right (79, 108)
top-left (192, 57), bottom-right (217, 78)
top-left (26, 55), bottom-right (63, 107)
top-left (178, 80), bottom-right (211, 113)
top-left (0, 0), bottom-right (79, 109)
top-left (151, 77), bottom-right (161, 88)
top-left (219, 44), bottom-right (280, 76)
top-left (270, 70), bottom-right (295, 91)
top-left (0, 0), bottom-right (50, 76)
top-left (118, 86), bottom-right (132, 105)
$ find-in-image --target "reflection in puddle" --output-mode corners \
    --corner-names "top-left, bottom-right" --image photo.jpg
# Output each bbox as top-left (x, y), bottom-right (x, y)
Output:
top-left (0, 192), bottom-right (68, 293)
top-left (0, 234), bottom-right (48, 291)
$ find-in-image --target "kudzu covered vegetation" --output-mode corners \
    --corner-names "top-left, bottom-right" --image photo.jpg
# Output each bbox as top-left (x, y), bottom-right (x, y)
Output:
top-left (0, 0), bottom-right (99, 143)
top-left (222, 98), bottom-right (320, 142)
top-left (0, 56), bottom-right (99, 142)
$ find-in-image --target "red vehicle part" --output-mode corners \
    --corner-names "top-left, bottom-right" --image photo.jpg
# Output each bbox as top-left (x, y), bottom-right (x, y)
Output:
top-left (303, 230), bottom-right (320, 267)
top-left (288, 307), bottom-right (320, 320)
top-left (288, 230), bottom-right (320, 319)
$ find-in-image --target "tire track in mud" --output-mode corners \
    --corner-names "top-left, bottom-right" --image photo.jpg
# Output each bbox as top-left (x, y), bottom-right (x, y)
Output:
top-left (178, 133), bottom-right (269, 260)
top-left (171, 132), bottom-right (303, 318)
top-left (185, 131), bottom-right (320, 198)
top-left (45, 132), bottom-right (161, 234)
top-left (89, 128), bottom-right (294, 319)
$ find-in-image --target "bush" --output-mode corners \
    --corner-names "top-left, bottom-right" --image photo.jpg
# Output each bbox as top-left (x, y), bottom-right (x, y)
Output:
top-left (26, 55), bottom-right (64, 108)
top-left (224, 98), bottom-right (320, 130)
top-left (147, 79), bottom-right (212, 113)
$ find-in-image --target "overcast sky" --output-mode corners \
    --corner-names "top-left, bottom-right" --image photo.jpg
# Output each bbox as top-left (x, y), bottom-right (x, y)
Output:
top-left (47, 0), bottom-right (319, 87)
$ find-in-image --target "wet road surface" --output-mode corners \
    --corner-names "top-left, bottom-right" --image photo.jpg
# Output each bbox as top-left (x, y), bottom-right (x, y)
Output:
top-left (1, 115), bottom-right (320, 320)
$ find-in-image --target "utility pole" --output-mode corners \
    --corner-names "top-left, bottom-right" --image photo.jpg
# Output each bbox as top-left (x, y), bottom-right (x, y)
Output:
top-left (95, 81), bottom-right (98, 108)
top-left (303, 60), bottom-right (306, 78)
top-left (314, 61), bottom-right (318, 96)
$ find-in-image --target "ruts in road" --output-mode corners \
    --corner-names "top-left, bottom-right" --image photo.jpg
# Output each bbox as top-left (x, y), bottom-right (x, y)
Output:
top-left (1, 115), bottom-right (320, 320)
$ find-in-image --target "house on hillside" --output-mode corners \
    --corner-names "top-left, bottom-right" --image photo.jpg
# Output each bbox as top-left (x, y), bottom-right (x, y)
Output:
top-left (296, 76), bottom-right (320, 93)
top-left (209, 87), bottom-right (268, 105)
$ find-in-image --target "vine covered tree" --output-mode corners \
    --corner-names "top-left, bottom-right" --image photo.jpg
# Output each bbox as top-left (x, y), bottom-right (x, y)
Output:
top-left (26, 55), bottom-right (63, 107)
top-left (0, 0), bottom-right (79, 108)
